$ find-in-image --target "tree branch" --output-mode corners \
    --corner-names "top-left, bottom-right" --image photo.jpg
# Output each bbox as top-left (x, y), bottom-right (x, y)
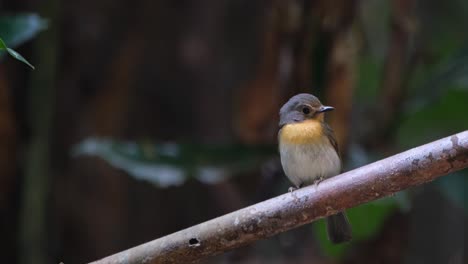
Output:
top-left (89, 131), bottom-right (468, 264)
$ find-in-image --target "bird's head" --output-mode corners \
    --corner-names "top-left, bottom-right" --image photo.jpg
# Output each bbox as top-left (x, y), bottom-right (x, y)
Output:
top-left (279, 93), bottom-right (334, 128)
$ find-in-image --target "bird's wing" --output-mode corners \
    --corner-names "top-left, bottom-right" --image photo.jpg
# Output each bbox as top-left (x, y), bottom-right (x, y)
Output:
top-left (323, 122), bottom-right (343, 172)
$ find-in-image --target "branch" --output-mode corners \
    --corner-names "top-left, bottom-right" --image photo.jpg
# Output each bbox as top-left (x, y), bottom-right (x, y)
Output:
top-left (89, 131), bottom-right (468, 264)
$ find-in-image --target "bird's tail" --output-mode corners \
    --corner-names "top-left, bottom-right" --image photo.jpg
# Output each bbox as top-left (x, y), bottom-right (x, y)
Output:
top-left (326, 212), bottom-right (352, 244)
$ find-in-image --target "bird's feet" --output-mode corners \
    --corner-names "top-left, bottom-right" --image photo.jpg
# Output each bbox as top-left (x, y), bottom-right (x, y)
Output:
top-left (312, 177), bottom-right (325, 188)
top-left (288, 183), bottom-right (304, 192)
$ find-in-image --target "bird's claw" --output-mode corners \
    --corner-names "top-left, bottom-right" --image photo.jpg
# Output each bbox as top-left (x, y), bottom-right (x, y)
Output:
top-left (313, 177), bottom-right (325, 188)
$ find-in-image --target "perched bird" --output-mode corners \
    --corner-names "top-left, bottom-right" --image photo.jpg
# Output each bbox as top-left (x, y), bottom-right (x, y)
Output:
top-left (278, 93), bottom-right (352, 244)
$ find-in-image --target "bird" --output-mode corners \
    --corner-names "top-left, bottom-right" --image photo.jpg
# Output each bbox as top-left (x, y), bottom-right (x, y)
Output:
top-left (278, 93), bottom-right (352, 244)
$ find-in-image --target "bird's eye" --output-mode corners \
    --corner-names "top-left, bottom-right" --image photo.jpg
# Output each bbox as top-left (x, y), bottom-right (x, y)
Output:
top-left (302, 106), bottom-right (311, 115)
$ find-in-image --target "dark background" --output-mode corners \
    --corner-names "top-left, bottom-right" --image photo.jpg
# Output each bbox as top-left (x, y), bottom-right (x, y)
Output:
top-left (0, 0), bottom-right (467, 263)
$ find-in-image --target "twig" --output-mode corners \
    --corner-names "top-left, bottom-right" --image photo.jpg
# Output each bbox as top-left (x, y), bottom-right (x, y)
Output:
top-left (89, 131), bottom-right (468, 264)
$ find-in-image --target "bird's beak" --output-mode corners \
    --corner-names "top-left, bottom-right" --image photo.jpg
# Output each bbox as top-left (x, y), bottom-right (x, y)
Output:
top-left (317, 105), bottom-right (335, 113)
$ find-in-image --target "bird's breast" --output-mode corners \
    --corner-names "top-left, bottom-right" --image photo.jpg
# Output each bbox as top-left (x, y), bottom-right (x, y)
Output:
top-left (278, 121), bottom-right (341, 187)
top-left (279, 119), bottom-right (324, 144)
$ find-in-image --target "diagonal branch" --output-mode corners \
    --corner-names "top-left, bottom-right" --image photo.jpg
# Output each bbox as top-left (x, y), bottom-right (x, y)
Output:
top-left (90, 131), bottom-right (468, 264)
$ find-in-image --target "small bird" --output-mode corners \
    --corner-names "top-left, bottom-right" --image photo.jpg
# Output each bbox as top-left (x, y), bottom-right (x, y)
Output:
top-left (278, 93), bottom-right (352, 244)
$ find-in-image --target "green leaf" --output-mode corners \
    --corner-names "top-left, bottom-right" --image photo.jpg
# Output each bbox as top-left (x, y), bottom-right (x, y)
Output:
top-left (0, 13), bottom-right (47, 48)
top-left (0, 37), bottom-right (34, 69)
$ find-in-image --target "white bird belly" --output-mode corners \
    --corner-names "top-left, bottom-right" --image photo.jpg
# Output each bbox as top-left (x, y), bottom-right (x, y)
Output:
top-left (279, 137), bottom-right (341, 187)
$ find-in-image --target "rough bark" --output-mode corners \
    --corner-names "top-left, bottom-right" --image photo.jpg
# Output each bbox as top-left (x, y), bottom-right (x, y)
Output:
top-left (89, 131), bottom-right (468, 264)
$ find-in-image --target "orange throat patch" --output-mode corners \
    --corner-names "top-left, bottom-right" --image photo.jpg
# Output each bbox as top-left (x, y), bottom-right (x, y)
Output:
top-left (280, 119), bottom-right (324, 144)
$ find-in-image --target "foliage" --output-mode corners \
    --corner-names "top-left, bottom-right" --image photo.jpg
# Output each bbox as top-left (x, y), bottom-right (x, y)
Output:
top-left (73, 138), bottom-right (276, 187)
top-left (0, 13), bottom-right (47, 68)
top-left (0, 38), bottom-right (34, 69)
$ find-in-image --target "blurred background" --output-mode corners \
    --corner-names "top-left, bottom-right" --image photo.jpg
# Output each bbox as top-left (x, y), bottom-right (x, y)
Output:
top-left (0, 0), bottom-right (467, 263)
